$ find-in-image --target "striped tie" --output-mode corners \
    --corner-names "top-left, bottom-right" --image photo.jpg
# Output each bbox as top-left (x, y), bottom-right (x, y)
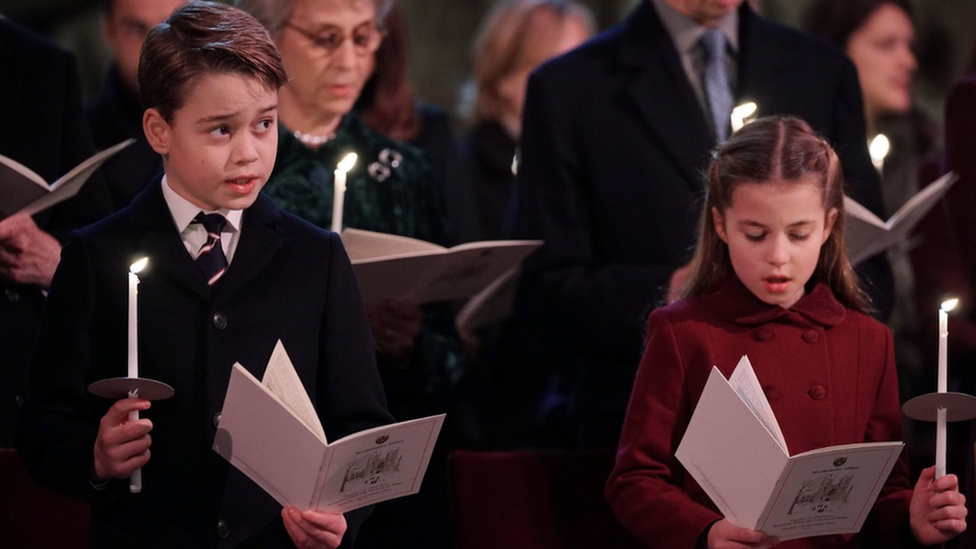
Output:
top-left (192, 213), bottom-right (227, 286)
top-left (701, 28), bottom-right (733, 143)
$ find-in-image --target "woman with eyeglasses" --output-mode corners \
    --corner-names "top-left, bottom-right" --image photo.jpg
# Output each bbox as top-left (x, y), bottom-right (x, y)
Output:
top-left (235, 2), bottom-right (463, 545)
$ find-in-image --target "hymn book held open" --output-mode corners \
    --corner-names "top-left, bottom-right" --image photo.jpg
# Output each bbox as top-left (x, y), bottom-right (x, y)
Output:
top-left (213, 340), bottom-right (444, 513)
top-left (0, 138), bottom-right (133, 220)
top-left (675, 356), bottom-right (903, 541)
top-left (341, 228), bottom-right (541, 304)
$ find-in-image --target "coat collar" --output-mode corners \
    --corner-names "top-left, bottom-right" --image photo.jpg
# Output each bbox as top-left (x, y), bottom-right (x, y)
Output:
top-left (615, 1), bottom-right (713, 189)
top-left (700, 275), bottom-right (847, 328)
top-left (126, 176), bottom-right (283, 302)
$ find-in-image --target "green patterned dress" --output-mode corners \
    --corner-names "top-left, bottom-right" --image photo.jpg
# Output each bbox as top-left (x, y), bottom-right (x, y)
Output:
top-left (265, 113), bottom-right (463, 420)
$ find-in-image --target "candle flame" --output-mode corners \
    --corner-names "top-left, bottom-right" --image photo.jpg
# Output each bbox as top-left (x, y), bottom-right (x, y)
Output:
top-left (942, 298), bottom-right (959, 312)
top-left (336, 152), bottom-right (358, 174)
top-left (869, 134), bottom-right (889, 172)
top-left (130, 257), bottom-right (149, 274)
top-left (730, 102), bottom-right (758, 132)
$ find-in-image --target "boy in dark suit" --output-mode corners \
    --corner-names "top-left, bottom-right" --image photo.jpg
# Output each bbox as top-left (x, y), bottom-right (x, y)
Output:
top-left (14, 3), bottom-right (392, 547)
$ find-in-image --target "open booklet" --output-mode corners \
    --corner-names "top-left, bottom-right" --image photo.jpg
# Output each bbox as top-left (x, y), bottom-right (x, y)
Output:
top-left (340, 228), bottom-right (542, 304)
top-left (213, 340), bottom-right (445, 513)
top-left (455, 268), bottom-right (519, 332)
top-left (0, 138), bottom-right (134, 220)
top-left (675, 356), bottom-right (903, 542)
top-left (844, 172), bottom-right (957, 266)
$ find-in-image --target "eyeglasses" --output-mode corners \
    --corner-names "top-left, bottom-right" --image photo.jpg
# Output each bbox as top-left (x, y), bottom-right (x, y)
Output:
top-left (285, 21), bottom-right (384, 56)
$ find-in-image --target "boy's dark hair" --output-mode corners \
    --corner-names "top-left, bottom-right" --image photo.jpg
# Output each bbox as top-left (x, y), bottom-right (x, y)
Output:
top-left (138, 0), bottom-right (287, 122)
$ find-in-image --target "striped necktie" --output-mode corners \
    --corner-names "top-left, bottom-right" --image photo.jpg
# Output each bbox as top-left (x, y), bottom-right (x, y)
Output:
top-left (701, 28), bottom-right (733, 143)
top-left (192, 213), bottom-right (227, 286)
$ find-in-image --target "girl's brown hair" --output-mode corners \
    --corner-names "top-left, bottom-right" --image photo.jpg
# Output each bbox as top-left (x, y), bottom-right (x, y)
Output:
top-left (682, 115), bottom-right (871, 313)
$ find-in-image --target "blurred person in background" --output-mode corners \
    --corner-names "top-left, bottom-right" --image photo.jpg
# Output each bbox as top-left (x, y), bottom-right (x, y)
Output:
top-left (0, 18), bottom-right (113, 446)
top-left (461, 0), bottom-right (593, 240)
top-left (460, 0), bottom-right (594, 450)
top-left (506, 0), bottom-right (890, 449)
top-left (356, 4), bottom-right (480, 244)
top-left (805, 0), bottom-right (940, 429)
top-left (236, 0), bottom-right (464, 547)
top-left (87, 0), bottom-right (185, 210)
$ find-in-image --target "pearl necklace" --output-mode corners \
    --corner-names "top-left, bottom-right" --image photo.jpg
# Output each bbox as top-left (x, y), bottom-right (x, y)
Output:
top-left (293, 129), bottom-right (336, 147)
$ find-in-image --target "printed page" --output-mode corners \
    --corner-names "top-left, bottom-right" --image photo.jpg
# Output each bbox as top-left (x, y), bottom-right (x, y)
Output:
top-left (351, 240), bottom-right (541, 303)
top-left (676, 366), bottom-right (790, 529)
top-left (884, 172), bottom-right (957, 234)
top-left (757, 442), bottom-right (904, 541)
top-left (313, 414), bottom-right (445, 513)
top-left (728, 356), bottom-right (788, 453)
top-left (455, 268), bottom-right (519, 332)
top-left (341, 228), bottom-right (445, 261)
top-left (19, 139), bottom-right (135, 218)
top-left (0, 156), bottom-right (50, 219)
top-left (415, 242), bottom-right (541, 303)
top-left (214, 363), bottom-right (329, 509)
top-left (843, 172), bottom-right (956, 266)
top-left (261, 340), bottom-right (326, 443)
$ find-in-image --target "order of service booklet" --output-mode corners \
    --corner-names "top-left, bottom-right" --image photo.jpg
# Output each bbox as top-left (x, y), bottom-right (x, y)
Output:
top-left (213, 340), bottom-right (445, 513)
top-left (675, 356), bottom-right (904, 542)
top-left (0, 138), bottom-right (134, 220)
top-left (844, 172), bottom-right (957, 266)
top-left (454, 267), bottom-right (519, 332)
top-left (340, 228), bottom-right (542, 304)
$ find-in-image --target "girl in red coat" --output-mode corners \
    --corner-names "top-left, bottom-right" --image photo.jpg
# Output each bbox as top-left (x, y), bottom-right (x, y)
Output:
top-left (605, 115), bottom-right (967, 549)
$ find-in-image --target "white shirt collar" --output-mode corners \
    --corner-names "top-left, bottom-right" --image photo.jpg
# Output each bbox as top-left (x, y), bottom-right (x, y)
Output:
top-left (160, 175), bottom-right (243, 233)
top-left (650, 0), bottom-right (739, 56)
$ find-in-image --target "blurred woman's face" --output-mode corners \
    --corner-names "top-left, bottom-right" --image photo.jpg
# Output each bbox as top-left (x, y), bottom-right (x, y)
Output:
top-left (498, 15), bottom-right (591, 130)
top-left (277, 0), bottom-right (380, 122)
top-left (845, 4), bottom-right (917, 120)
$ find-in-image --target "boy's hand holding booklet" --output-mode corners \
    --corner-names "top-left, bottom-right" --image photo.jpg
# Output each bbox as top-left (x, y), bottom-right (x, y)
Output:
top-left (0, 138), bottom-right (134, 220)
top-left (340, 228), bottom-right (542, 304)
top-left (675, 356), bottom-right (903, 541)
top-left (844, 172), bottom-right (957, 266)
top-left (213, 340), bottom-right (444, 513)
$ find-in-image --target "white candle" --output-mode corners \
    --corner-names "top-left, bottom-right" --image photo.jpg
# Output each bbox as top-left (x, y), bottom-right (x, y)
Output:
top-left (936, 298), bottom-right (958, 479)
top-left (331, 153), bottom-right (358, 234)
top-left (127, 257), bottom-right (148, 494)
top-left (936, 408), bottom-right (947, 479)
top-left (128, 258), bottom-right (148, 379)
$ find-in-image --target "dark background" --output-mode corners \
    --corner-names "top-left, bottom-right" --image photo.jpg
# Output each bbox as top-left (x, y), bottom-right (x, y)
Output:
top-left (2, 0), bottom-right (974, 135)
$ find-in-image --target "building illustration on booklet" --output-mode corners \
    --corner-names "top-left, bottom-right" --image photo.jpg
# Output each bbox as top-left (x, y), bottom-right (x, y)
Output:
top-left (789, 474), bottom-right (854, 516)
top-left (341, 448), bottom-right (404, 493)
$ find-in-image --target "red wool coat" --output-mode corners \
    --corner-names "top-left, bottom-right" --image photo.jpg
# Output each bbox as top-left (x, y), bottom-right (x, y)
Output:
top-left (606, 277), bottom-right (919, 548)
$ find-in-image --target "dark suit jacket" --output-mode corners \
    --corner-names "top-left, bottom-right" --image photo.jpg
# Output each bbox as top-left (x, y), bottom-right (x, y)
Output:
top-left (14, 179), bottom-right (393, 547)
top-left (0, 20), bottom-right (113, 446)
top-left (945, 73), bottom-right (976, 306)
top-left (86, 65), bottom-right (164, 211)
top-left (508, 1), bottom-right (891, 446)
top-left (606, 279), bottom-right (916, 548)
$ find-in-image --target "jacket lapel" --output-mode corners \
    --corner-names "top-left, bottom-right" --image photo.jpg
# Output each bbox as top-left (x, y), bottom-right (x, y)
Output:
top-left (618, 1), bottom-right (714, 190)
top-left (214, 194), bottom-right (283, 299)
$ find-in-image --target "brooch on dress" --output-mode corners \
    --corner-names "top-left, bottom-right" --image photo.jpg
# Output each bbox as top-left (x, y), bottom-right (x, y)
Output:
top-left (368, 148), bottom-right (403, 182)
